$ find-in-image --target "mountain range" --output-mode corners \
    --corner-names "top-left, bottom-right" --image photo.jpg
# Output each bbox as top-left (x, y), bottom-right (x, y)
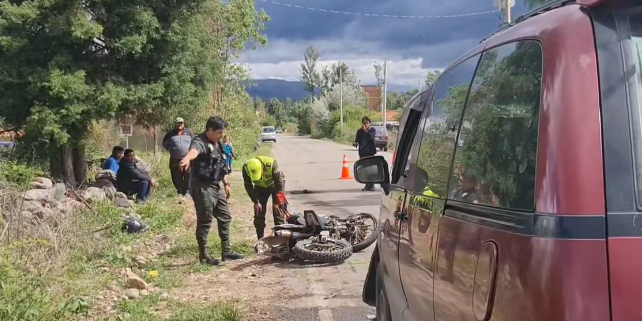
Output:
top-left (244, 79), bottom-right (413, 101)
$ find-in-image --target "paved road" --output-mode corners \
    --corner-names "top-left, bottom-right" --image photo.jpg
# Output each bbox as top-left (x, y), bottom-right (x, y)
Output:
top-left (267, 135), bottom-right (392, 321)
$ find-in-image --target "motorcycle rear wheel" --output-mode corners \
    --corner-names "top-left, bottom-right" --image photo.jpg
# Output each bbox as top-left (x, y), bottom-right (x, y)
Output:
top-left (293, 238), bottom-right (353, 263)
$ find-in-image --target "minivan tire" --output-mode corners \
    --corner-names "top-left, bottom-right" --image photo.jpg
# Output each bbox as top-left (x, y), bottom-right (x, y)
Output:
top-left (376, 263), bottom-right (393, 321)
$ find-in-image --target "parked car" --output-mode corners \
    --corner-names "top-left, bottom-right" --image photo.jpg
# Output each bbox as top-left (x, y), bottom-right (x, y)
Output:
top-left (261, 126), bottom-right (277, 143)
top-left (371, 125), bottom-right (389, 152)
top-left (354, 1), bottom-right (637, 320)
top-left (275, 128), bottom-right (283, 134)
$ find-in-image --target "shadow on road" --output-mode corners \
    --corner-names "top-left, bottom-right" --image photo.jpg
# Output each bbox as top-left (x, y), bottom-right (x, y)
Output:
top-left (229, 256), bottom-right (347, 271)
top-left (302, 196), bottom-right (381, 208)
top-left (289, 189), bottom-right (379, 195)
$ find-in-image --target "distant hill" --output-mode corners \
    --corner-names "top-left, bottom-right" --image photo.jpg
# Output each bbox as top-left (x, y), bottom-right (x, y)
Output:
top-left (244, 79), bottom-right (413, 101)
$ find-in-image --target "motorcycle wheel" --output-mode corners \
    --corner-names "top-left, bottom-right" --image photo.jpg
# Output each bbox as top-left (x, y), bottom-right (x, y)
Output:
top-left (293, 238), bottom-right (353, 263)
top-left (346, 213), bottom-right (379, 252)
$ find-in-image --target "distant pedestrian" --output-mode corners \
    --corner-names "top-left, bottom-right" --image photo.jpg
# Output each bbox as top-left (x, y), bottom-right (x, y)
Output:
top-left (222, 135), bottom-right (236, 173)
top-left (354, 116), bottom-right (377, 191)
top-left (103, 146), bottom-right (125, 174)
top-left (163, 117), bottom-right (195, 196)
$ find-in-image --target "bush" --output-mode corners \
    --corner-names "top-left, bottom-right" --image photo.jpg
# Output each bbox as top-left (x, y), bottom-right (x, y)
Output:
top-left (321, 106), bottom-right (382, 144)
top-left (0, 160), bottom-right (46, 188)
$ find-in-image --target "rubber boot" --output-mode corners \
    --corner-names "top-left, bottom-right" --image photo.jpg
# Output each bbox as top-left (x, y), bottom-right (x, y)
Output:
top-left (221, 240), bottom-right (245, 261)
top-left (198, 245), bottom-right (220, 266)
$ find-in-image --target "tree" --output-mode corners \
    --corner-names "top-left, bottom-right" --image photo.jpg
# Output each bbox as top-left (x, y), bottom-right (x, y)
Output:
top-left (524, 0), bottom-right (551, 9)
top-left (425, 70), bottom-right (442, 88)
top-left (319, 62), bottom-right (359, 96)
top-left (300, 46), bottom-right (321, 97)
top-left (0, 0), bottom-right (268, 185)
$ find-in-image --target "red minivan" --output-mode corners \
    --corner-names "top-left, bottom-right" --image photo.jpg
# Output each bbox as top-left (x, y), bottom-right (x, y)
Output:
top-left (354, 1), bottom-right (642, 321)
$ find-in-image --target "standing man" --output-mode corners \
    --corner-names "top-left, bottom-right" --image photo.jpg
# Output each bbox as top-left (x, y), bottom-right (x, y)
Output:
top-left (163, 117), bottom-right (195, 196)
top-left (242, 156), bottom-right (286, 240)
top-left (179, 116), bottom-right (245, 266)
top-left (354, 116), bottom-right (377, 191)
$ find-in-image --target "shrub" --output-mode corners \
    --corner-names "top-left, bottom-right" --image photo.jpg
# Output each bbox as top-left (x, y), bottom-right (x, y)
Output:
top-left (0, 160), bottom-right (46, 188)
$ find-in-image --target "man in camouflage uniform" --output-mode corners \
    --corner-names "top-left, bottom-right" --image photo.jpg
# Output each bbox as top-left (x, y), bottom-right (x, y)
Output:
top-left (179, 116), bottom-right (245, 265)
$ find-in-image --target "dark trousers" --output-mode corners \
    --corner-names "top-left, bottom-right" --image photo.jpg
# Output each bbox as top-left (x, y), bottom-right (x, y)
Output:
top-left (253, 188), bottom-right (286, 232)
top-left (191, 183), bottom-right (232, 253)
top-left (169, 158), bottom-right (190, 195)
top-left (359, 152), bottom-right (376, 190)
top-left (121, 180), bottom-right (151, 202)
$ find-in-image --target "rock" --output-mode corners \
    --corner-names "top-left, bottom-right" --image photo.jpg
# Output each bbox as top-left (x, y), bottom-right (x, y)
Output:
top-left (81, 187), bottom-right (107, 202)
top-left (108, 283), bottom-right (120, 292)
top-left (134, 255), bottom-right (146, 266)
top-left (23, 189), bottom-right (53, 203)
top-left (51, 183), bottom-right (67, 201)
top-left (125, 288), bottom-right (140, 299)
top-left (124, 269), bottom-right (147, 290)
top-left (159, 292), bottom-right (169, 301)
top-left (20, 200), bottom-right (53, 220)
top-left (114, 192), bottom-right (132, 208)
top-left (140, 289), bottom-right (149, 296)
top-left (99, 267), bottom-right (110, 273)
top-left (125, 276), bottom-right (147, 290)
top-left (30, 177), bottom-right (53, 190)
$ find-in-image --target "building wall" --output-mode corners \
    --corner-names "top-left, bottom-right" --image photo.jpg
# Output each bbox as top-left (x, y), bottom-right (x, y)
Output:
top-left (361, 85), bottom-right (382, 111)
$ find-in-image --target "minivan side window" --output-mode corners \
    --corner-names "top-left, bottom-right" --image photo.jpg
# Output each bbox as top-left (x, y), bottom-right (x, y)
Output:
top-left (409, 56), bottom-right (480, 195)
top-left (448, 41), bottom-right (542, 211)
top-left (391, 92), bottom-right (430, 185)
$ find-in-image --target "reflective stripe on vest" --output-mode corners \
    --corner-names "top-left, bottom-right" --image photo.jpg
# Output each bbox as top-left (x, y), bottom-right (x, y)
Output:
top-left (252, 155), bottom-right (276, 189)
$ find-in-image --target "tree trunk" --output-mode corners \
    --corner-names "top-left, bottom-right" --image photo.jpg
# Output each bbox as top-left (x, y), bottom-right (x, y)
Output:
top-left (60, 145), bottom-right (76, 187)
top-left (49, 139), bottom-right (62, 182)
top-left (72, 143), bottom-right (87, 187)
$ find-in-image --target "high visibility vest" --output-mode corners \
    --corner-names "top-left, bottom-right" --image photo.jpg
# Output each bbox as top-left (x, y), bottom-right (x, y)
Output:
top-left (247, 155), bottom-right (276, 189)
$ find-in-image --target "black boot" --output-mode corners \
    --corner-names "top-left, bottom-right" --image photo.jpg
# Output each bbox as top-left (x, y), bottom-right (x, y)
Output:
top-left (221, 241), bottom-right (245, 261)
top-left (256, 228), bottom-right (264, 240)
top-left (198, 245), bottom-right (220, 266)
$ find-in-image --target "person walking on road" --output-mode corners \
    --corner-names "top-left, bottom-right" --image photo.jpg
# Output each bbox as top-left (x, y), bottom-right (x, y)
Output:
top-left (179, 116), bottom-right (245, 266)
top-left (163, 117), bottom-right (195, 196)
top-left (242, 155), bottom-right (286, 240)
top-left (222, 135), bottom-right (236, 173)
top-left (354, 116), bottom-right (377, 191)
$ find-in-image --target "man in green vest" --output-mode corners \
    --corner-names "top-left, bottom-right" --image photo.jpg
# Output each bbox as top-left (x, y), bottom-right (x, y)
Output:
top-left (243, 156), bottom-right (286, 239)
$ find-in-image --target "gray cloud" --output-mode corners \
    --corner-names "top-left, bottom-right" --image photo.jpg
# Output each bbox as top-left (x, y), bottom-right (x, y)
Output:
top-left (243, 0), bottom-right (546, 84)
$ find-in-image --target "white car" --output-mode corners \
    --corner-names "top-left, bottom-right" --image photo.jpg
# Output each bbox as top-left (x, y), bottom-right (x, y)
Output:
top-left (261, 126), bottom-right (277, 143)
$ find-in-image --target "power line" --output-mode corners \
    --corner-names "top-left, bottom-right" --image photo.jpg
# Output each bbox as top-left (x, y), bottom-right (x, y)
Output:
top-left (257, 0), bottom-right (501, 19)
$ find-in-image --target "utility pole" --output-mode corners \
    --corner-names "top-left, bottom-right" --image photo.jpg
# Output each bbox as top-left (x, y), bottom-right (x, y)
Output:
top-left (339, 67), bottom-right (343, 127)
top-left (495, 0), bottom-right (515, 23)
top-left (382, 61), bottom-right (388, 129)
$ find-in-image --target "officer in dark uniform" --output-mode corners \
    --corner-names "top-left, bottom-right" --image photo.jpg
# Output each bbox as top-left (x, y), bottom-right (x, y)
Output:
top-left (179, 116), bottom-right (245, 265)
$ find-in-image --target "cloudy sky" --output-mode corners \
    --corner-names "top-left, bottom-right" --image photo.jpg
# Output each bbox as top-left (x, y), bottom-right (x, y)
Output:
top-left (239, 0), bottom-right (544, 87)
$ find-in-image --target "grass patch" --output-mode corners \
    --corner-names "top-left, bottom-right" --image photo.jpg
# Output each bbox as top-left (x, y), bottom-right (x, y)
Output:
top-left (168, 301), bottom-right (243, 321)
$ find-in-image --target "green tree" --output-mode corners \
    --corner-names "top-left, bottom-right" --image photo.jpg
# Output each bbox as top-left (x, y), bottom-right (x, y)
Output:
top-left (0, 0), bottom-right (268, 185)
top-left (425, 70), bottom-right (442, 88)
top-left (300, 46), bottom-right (321, 97)
top-left (524, 0), bottom-right (551, 9)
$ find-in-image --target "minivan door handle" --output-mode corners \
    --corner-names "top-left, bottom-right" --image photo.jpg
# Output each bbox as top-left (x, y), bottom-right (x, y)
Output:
top-left (394, 211), bottom-right (408, 222)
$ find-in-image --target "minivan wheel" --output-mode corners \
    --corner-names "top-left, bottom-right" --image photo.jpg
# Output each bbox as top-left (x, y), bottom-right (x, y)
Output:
top-left (376, 264), bottom-right (392, 321)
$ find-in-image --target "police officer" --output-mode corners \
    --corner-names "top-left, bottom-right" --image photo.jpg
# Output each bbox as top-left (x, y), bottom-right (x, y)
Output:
top-left (242, 156), bottom-right (286, 240)
top-left (179, 116), bottom-right (245, 265)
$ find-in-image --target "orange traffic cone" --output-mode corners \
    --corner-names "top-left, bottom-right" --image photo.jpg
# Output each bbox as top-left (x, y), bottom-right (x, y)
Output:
top-left (340, 155), bottom-right (353, 180)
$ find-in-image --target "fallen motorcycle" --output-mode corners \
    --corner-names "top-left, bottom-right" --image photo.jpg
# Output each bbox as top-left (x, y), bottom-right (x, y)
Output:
top-left (254, 209), bottom-right (379, 263)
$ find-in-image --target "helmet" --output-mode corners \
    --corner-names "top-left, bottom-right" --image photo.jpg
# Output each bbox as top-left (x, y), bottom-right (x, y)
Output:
top-left (246, 158), bottom-right (262, 181)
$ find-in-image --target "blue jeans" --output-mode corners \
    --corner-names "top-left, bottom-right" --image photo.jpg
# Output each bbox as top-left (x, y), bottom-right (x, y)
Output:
top-left (225, 155), bottom-right (233, 173)
top-left (131, 180), bottom-right (152, 201)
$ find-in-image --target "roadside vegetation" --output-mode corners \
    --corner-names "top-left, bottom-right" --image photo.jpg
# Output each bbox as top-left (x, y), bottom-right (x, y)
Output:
top-left (0, 142), bottom-right (273, 320)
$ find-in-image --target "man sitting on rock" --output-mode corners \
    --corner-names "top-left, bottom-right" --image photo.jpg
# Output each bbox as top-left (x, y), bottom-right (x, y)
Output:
top-left (103, 146), bottom-right (125, 173)
top-left (116, 149), bottom-right (156, 202)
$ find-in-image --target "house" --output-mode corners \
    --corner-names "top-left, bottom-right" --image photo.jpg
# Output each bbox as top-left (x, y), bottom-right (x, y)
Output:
top-left (361, 85), bottom-right (382, 111)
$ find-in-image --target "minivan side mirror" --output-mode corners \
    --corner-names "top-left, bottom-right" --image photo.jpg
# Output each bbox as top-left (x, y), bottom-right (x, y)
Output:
top-left (353, 156), bottom-right (390, 193)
